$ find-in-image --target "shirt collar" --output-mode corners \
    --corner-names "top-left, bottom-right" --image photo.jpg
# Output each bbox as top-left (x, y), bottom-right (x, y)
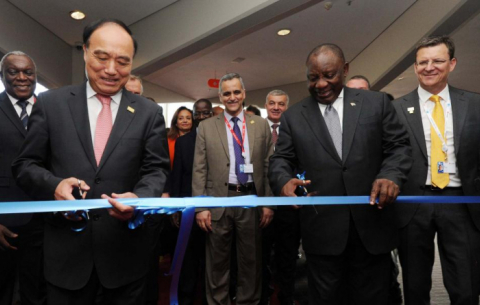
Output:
top-left (224, 110), bottom-right (245, 123)
top-left (418, 84), bottom-right (450, 104)
top-left (86, 81), bottom-right (122, 105)
top-left (7, 92), bottom-right (35, 105)
top-left (267, 118), bottom-right (280, 127)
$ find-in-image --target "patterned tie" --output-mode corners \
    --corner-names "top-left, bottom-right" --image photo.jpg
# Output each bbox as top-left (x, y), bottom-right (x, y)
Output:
top-left (324, 104), bottom-right (342, 159)
top-left (94, 94), bottom-right (113, 166)
top-left (17, 99), bottom-right (29, 129)
top-left (430, 95), bottom-right (449, 188)
top-left (231, 117), bottom-right (248, 185)
top-left (272, 123), bottom-right (279, 145)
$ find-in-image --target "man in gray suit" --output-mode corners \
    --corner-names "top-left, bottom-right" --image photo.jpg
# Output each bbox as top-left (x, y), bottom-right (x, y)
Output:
top-left (393, 35), bottom-right (480, 305)
top-left (12, 19), bottom-right (169, 304)
top-left (193, 73), bottom-right (274, 304)
top-left (0, 51), bottom-right (46, 305)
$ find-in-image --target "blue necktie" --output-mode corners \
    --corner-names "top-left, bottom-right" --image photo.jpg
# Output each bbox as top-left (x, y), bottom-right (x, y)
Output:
top-left (231, 117), bottom-right (248, 185)
top-left (17, 100), bottom-right (29, 129)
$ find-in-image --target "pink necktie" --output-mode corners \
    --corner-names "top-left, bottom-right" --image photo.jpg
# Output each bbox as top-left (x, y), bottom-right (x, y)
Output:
top-left (94, 94), bottom-right (112, 166)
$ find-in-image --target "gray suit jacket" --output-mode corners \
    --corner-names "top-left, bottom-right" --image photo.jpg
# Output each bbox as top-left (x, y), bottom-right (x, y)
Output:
top-left (12, 83), bottom-right (170, 290)
top-left (192, 112), bottom-right (273, 220)
top-left (393, 87), bottom-right (480, 230)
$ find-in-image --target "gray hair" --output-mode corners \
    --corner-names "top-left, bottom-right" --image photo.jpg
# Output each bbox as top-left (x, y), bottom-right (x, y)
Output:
top-left (266, 89), bottom-right (289, 105)
top-left (128, 74), bottom-right (143, 94)
top-left (218, 72), bottom-right (245, 94)
top-left (0, 51), bottom-right (37, 79)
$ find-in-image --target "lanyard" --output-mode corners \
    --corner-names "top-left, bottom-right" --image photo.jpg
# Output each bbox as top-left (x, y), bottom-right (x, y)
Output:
top-left (224, 115), bottom-right (246, 155)
top-left (424, 99), bottom-right (451, 157)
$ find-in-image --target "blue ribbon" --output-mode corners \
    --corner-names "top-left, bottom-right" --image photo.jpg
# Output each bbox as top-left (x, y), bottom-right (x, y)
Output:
top-left (1, 195), bottom-right (480, 304)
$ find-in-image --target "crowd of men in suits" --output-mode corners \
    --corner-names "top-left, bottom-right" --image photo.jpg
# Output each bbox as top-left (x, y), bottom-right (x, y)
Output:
top-left (0, 17), bottom-right (479, 305)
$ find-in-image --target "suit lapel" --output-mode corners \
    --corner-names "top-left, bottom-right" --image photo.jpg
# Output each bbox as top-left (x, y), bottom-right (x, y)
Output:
top-left (246, 113), bottom-right (255, 158)
top-left (400, 92), bottom-right (427, 160)
top-left (67, 84), bottom-right (97, 171)
top-left (215, 114), bottom-right (230, 160)
top-left (0, 92), bottom-right (26, 136)
top-left (301, 96), bottom-right (341, 164)
top-left (97, 89), bottom-right (136, 172)
top-left (342, 88), bottom-right (362, 164)
top-left (450, 87), bottom-right (468, 154)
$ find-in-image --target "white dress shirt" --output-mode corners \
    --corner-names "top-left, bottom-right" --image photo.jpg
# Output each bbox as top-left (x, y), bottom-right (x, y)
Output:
top-left (224, 111), bottom-right (253, 184)
top-left (318, 88), bottom-right (344, 131)
top-left (86, 82), bottom-right (121, 145)
top-left (7, 92), bottom-right (34, 117)
top-left (418, 85), bottom-right (460, 187)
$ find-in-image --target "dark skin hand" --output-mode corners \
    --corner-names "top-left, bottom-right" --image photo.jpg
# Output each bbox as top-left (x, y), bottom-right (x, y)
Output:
top-left (0, 225), bottom-right (17, 251)
top-left (281, 178), bottom-right (398, 209)
top-left (369, 178), bottom-right (399, 209)
top-left (280, 178), bottom-right (312, 208)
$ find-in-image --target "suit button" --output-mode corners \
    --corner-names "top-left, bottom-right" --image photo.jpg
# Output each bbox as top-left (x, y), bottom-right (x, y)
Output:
top-left (225, 182), bottom-right (228, 186)
top-left (92, 214), bottom-right (100, 221)
top-left (343, 167), bottom-right (347, 172)
top-left (95, 177), bottom-right (100, 184)
top-left (227, 163), bottom-right (230, 167)
top-left (424, 162), bottom-right (428, 167)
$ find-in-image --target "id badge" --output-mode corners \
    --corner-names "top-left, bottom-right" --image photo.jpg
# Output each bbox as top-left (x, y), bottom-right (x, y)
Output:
top-left (437, 161), bottom-right (456, 174)
top-left (240, 164), bottom-right (254, 174)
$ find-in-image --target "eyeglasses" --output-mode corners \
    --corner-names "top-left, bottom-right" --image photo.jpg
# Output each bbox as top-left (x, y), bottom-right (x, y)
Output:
top-left (416, 59), bottom-right (449, 68)
top-left (193, 111), bottom-right (213, 118)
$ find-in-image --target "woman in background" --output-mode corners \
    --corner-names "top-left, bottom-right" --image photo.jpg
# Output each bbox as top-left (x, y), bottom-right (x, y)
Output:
top-left (167, 106), bottom-right (193, 169)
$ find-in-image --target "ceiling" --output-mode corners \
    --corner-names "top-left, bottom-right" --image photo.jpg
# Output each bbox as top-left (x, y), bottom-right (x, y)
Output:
top-left (145, 0), bottom-right (417, 100)
top-left (7, 0), bottom-right (177, 46)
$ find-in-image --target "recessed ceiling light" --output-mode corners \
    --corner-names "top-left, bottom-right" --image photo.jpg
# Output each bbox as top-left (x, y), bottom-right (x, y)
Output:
top-left (398, 77), bottom-right (405, 80)
top-left (70, 10), bottom-right (86, 20)
top-left (277, 29), bottom-right (291, 36)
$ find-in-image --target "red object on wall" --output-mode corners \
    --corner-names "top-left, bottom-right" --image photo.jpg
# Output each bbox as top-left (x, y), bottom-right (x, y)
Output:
top-left (208, 79), bottom-right (220, 88)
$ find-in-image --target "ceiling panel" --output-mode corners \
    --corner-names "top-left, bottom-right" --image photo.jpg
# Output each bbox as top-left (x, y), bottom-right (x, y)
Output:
top-left (7, 0), bottom-right (178, 46)
top-left (145, 0), bottom-right (416, 100)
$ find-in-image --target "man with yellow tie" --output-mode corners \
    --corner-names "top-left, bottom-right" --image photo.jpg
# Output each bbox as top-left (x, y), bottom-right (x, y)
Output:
top-left (393, 35), bottom-right (480, 305)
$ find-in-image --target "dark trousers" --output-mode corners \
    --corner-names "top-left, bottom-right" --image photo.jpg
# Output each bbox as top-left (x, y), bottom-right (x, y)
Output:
top-left (398, 188), bottom-right (480, 305)
top-left (178, 222), bottom-right (207, 305)
top-left (0, 214), bottom-right (46, 305)
top-left (306, 220), bottom-right (391, 305)
top-left (47, 268), bottom-right (146, 305)
top-left (260, 207), bottom-right (301, 305)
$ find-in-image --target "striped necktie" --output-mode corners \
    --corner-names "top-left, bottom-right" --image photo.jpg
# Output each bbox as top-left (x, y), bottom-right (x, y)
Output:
top-left (17, 99), bottom-right (29, 129)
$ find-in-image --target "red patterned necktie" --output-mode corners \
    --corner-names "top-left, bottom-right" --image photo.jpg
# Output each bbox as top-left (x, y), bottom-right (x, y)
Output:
top-left (272, 123), bottom-right (279, 145)
top-left (94, 94), bottom-right (112, 166)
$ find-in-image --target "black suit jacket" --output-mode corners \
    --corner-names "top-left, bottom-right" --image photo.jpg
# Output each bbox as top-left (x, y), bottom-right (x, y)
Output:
top-left (12, 83), bottom-right (170, 290)
top-left (0, 91), bottom-right (32, 227)
top-left (269, 87), bottom-right (412, 256)
top-left (170, 129), bottom-right (196, 198)
top-left (393, 87), bottom-right (480, 230)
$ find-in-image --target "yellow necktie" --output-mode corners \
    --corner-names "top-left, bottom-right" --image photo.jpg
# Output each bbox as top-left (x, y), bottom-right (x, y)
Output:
top-left (430, 95), bottom-right (449, 188)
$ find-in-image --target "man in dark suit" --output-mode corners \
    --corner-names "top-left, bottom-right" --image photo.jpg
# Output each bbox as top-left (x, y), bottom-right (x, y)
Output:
top-left (393, 35), bottom-right (480, 305)
top-left (193, 73), bottom-right (274, 304)
top-left (269, 44), bottom-right (412, 304)
top-left (12, 19), bottom-right (169, 305)
top-left (170, 98), bottom-right (212, 305)
top-left (0, 51), bottom-right (46, 305)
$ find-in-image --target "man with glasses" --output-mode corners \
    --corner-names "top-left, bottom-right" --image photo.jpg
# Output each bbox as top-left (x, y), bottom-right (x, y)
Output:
top-left (193, 73), bottom-right (274, 304)
top-left (393, 35), bottom-right (480, 304)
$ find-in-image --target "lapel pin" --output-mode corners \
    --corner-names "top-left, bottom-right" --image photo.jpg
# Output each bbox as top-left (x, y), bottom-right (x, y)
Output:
top-left (250, 120), bottom-right (255, 124)
top-left (127, 106), bottom-right (135, 113)
top-left (407, 107), bottom-right (414, 114)
top-left (350, 102), bottom-right (356, 106)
